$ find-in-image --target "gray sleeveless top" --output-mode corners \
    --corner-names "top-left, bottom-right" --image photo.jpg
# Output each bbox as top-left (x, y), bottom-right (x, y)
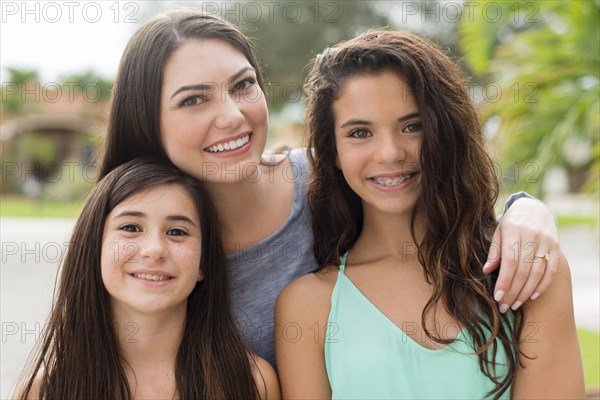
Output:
top-left (227, 148), bottom-right (317, 366)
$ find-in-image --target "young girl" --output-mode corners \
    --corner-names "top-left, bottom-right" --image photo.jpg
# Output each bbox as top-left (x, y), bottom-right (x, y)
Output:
top-left (15, 157), bottom-right (279, 399)
top-left (275, 30), bottom-right (584, 398)
top-left (98, 9), bottom-right (561, 366)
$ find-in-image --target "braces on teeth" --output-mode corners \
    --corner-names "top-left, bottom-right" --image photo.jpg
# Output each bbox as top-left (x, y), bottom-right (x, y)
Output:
top-left (374, 174), bottom-right (414, 186)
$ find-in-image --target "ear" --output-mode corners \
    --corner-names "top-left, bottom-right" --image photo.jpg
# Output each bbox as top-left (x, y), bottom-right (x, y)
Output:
top-left (197, 269), bottom-right (204, 282)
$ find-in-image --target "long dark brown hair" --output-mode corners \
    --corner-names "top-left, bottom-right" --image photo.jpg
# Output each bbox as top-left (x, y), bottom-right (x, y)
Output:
top-left (304, 30), bottom-right (523, 399)
top-left (16, 157), bottom-right (259, 399)
top-left (97, 9), bottom-right (265, 180)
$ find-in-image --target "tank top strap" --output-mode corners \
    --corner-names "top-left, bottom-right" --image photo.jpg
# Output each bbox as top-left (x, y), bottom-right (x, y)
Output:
top-left (339, 251), bottom-right (348, 273)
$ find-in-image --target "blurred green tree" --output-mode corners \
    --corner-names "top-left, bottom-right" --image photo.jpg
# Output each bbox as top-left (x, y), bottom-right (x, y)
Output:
top-left (59, 70), bottom-right (114, 102)
top-left (458, 0), bottom-right (599, 199)
top-left (237, 0), bottom-right (390, 110)
top-left (1, 67), bottom-right (40, 115)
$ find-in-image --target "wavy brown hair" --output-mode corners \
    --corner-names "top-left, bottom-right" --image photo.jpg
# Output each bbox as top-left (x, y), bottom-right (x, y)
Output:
top-left (98, 9), bottom-right (265, 180)
top-left (16, 157), bottom-right (259, 399)
top-left (304, 30), bottom-right (523, 399)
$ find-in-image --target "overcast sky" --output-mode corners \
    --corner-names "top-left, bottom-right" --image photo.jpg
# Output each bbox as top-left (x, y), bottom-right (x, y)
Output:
top-left (0, 0), bottom-right (441, 84)
top-left (1, 1), bottom-right (141, 83)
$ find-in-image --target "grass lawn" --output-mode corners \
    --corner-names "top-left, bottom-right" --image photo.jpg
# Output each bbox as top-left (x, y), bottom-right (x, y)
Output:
top-left (579, 328), bottom-right (600, 390)
top-left (557, 214), bottom-right (598, 227)
top-left (1, 196), bottom-right (83, 218)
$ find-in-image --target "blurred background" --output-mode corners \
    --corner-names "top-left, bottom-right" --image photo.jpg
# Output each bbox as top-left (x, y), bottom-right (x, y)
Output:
top-left (1, 0), bottom-right (598, 397)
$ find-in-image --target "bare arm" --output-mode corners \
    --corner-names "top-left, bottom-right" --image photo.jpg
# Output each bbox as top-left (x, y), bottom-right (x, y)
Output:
top-left (511, 250), bottom-right (584, 399)
top-left (275, 273), bottom-right (334, 399)
top-left (251, 355), bottom-right (281, 400)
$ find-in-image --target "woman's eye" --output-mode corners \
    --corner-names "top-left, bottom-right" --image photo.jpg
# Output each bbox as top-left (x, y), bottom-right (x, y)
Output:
top-left (120, 224), bottom-right (140, 233)
top-left (167, 228), bottom-right (188, 237)
top-left (181, 95), bottom-right (206, 107)
top-left (232, 77), bottom-right (256, 93)
top-left (404, 122), bottom-right (423, 133)
top-left (349, 128), bottom-right (371, 139)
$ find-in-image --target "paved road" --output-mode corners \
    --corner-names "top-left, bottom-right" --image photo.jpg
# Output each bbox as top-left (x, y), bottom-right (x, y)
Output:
top-left (1, 218), bottom-right (598, 398)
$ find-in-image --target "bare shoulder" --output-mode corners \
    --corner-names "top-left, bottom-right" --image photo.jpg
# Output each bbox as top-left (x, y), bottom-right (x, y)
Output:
top-left (276, 266), bottom-right (339, 317)
top-left (13, 372), bottom-right (43, 400)
top-left (275, 268), bottom-right (337, 398)
top-left (250, 354), bottom-right (281, 400)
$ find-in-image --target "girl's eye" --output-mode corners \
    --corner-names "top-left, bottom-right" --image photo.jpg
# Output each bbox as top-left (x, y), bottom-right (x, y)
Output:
top-left (232, 77), bottom-right (256, 93)
top-left (349, 128), bottom-right (372, 139)
top-left (404, 122), bottom-right (423, 133)
top-left (120, 224), bottom-right (141, 233)
top-left (181, 95), bottom-right (207, 107)
top-left (167, 228), bottom-right (188, 237)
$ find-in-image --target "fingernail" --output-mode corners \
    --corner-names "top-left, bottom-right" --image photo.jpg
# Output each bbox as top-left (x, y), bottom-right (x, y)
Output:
top-left (499, 303), bottom-right (509, 314)
top-left (511, 301), bottom-right (522, 311)
top-left (494, 290), bottom-right (505, 302)
top-left (531, 292), bottom-right (540, 300)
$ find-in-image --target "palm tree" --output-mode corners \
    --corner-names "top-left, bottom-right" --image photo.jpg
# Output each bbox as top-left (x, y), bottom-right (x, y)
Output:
top-left (458, 0), bottom-right (599, 199)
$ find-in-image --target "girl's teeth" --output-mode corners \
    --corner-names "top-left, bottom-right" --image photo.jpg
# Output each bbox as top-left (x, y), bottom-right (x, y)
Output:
top-left (207, 135), bottom-right (250, 153)
top-left (134, 273), bottom-right (171, 281)
top-left (373, 174), bottom-right (415, 186)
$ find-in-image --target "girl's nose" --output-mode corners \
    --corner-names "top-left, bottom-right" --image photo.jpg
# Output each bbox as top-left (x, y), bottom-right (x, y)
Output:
top-left (374, 134), bottom-right (407, 164)
top-left (138, 234), bottom-right (168, 262)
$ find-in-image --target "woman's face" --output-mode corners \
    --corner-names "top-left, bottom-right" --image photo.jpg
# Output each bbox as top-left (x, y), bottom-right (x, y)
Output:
top-left (160, 39), bottom-right (269, 183)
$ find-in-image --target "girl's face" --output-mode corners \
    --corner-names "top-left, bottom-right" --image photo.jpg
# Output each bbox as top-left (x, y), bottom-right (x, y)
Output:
top-left (333, 71), bottom-right (422, 218)
top-left (101, 184), bottom-right (202, 318)
top-left (160, 39), bottom-right (269, 183)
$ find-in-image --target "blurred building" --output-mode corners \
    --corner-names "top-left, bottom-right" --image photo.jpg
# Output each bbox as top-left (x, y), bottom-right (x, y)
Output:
top-left (1, 81), bottom-right (109, 199)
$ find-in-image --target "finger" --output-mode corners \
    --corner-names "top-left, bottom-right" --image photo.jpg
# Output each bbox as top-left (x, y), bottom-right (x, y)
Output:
top-left (494, 238), bottom-right (531, 313)
top-left (510, 252), bottom-right (548, 310)
top-left (484, 227), bottom-right (502, 274)
top-left (500, 241), bottom-right (538, 312)
top-left (529, 251), bottom-right (559, 300)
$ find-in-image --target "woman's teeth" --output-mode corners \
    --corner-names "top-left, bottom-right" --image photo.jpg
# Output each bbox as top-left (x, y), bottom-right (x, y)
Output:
top-left (372, 173), bottom-right (416, 187)
top-left (133, 273), bottom-right (171, 281)
top-left (206, 134), bottom-right (250, 153)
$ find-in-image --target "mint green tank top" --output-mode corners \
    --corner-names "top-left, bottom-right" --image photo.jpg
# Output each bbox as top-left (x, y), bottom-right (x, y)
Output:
top-left (324, 253), bottom-right (511, 399)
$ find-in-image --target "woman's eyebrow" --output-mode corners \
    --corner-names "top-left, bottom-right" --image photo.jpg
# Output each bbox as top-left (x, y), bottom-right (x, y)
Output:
top-left (170, 83), bottom-right (215, 100)
top-left (169, 66), bottom-right (256, 100)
